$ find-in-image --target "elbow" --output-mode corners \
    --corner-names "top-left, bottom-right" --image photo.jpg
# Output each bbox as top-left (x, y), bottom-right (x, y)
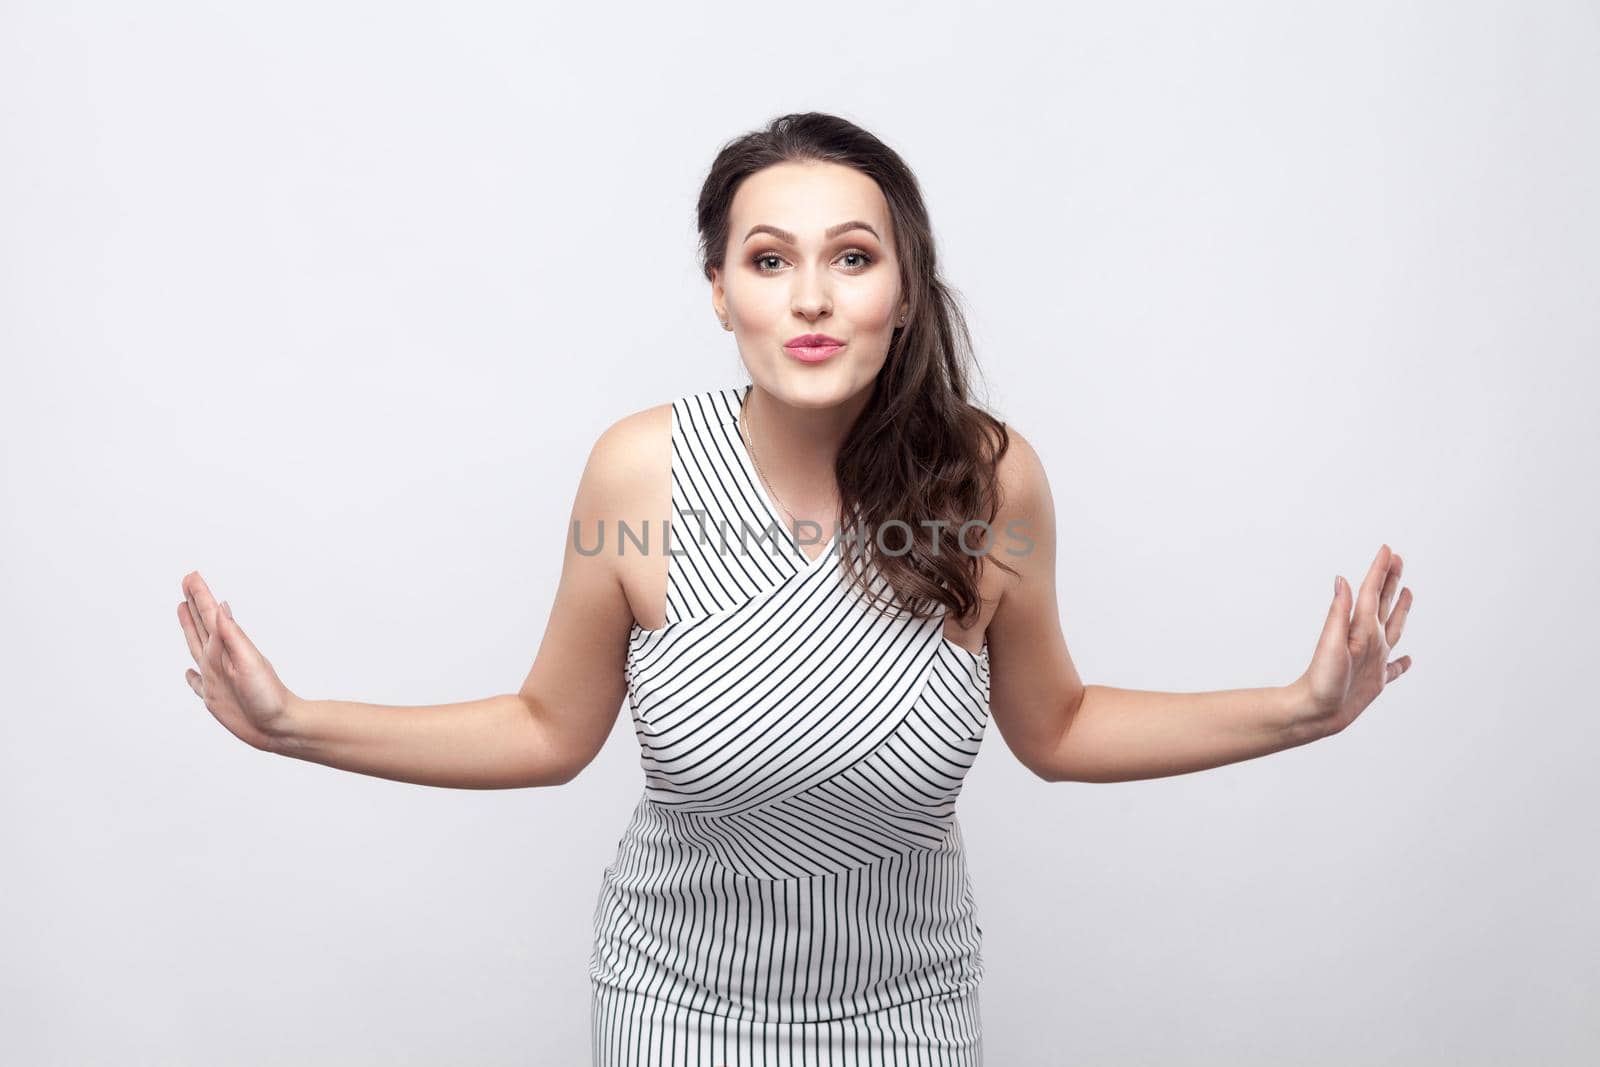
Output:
top-left (1031, 743), bottom-right (1077, 784)
top-left (514, 692), bottom-right (591, 789)
top-left (1038, 686), bottom-right (1089, 784)
top-left (1037, 759), bottom-right (1080, 784)
top-left (548, 756), bottom-right (589, 788)
top-left (539, 742), bottom-right (598, 790)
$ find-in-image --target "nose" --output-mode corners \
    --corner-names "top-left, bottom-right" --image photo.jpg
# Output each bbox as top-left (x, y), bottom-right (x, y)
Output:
top-left (790, 263), bottom-right (832, 320)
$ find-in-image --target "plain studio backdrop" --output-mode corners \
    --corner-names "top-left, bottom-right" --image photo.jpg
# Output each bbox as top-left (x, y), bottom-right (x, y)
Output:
top-left (2, 1), bottom-right (1594, 1064)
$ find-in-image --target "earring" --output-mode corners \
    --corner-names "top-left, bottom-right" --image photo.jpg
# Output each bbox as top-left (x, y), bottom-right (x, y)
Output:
top-left (721, 320), bottom-right (731, 330)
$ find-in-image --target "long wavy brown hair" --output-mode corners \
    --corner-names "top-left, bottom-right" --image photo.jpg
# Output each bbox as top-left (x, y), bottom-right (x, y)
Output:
top-left (695, 111), bottom-right (1014, 629)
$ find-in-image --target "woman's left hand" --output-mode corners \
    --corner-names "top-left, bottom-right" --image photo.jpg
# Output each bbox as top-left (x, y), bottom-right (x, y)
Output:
top-left (1294, 544), bottom-right (1414, 737)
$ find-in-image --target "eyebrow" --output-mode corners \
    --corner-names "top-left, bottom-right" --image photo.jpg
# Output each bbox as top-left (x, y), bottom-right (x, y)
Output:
top-left (742, 220), bottom-right (881, 245)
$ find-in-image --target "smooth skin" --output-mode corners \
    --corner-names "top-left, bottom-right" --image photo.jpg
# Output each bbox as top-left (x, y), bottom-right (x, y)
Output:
top-left (179, 160), bottom-right (1414, 788)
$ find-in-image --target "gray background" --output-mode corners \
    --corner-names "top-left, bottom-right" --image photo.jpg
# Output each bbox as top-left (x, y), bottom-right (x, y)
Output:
top-left (3, 1), bottom-right (1595, 1063)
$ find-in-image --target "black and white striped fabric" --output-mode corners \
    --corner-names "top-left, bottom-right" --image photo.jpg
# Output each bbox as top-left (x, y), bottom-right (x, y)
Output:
top-left (589, 384), bottom-right (992, 1065)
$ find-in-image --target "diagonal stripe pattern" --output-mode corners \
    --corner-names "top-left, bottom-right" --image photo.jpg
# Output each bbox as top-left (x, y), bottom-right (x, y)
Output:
top-left (589, 386), bottom-right (992, 1064)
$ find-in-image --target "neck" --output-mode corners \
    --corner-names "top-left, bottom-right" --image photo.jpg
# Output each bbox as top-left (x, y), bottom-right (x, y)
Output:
top-left (742, 383), bottom-right (866, 516)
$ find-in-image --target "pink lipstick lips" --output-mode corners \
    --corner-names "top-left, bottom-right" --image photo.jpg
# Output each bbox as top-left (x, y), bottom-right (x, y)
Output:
top-left (783, 333), bottom-right (845, 364)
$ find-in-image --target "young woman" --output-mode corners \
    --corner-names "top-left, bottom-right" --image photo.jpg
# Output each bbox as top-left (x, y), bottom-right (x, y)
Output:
top-left (176, 112), bottom-right (1414, 1065)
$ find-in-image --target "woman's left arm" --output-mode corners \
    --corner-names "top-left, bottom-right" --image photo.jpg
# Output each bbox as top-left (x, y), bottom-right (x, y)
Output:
top-left (1048, 547), bottom-right (1412, 783)
top-left (984, 430), bottom-right (1414, 785)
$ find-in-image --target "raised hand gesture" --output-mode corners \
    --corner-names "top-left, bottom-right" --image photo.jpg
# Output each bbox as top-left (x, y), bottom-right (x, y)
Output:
top-left (1296, 544), bottom-right (1415, 736)
top-left (178, 571), bottom-right (297, 752)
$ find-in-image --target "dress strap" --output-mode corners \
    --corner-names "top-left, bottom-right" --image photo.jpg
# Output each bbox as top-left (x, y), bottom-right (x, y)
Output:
top-left (663, 387), bottom-right (808, 625)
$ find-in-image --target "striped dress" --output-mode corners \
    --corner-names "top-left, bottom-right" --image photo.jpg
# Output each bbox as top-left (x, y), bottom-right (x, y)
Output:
top-left (589, 384), bottom-right (992, 1065)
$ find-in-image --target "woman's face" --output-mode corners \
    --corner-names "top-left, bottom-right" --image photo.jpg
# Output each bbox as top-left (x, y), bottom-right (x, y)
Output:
top-left (712, 161), bottom-right (907, 408)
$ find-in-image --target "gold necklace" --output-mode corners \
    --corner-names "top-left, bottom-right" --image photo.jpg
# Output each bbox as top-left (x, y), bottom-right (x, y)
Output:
top-left (739, 387), bottom-right (800, 535)
top-left (740, 388), bottom-right (849, 559)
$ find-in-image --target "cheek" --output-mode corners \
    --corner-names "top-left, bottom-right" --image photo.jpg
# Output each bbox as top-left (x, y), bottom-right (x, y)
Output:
top-left (728, 280), bottom-right (788, 321)
top-left (843, 284), bottom-right (901, 328)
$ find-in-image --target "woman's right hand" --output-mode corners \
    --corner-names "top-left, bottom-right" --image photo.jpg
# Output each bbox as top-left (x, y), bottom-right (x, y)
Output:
top-left (178, 571), bottom-right (297, 752)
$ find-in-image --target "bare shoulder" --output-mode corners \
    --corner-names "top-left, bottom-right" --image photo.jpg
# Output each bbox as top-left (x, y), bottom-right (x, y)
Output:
top-left (985, 420), bottom-right (1056, 596)
top-left (576, 400), bottom-right (673, 631)
top-left (992, 420), bottom-right (1051, 514)
top-left (561, 398), bottom-right (672, 590)
top-left (583, 401), bottom-right (672, 502)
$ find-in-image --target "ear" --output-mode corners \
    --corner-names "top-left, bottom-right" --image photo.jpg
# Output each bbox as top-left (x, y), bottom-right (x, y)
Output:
top-left (710, 266), bottom-right (726, 317)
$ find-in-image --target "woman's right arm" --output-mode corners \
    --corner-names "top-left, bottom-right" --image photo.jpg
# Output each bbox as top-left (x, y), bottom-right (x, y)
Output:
top-left (180, 413), bottom-right (655, 790)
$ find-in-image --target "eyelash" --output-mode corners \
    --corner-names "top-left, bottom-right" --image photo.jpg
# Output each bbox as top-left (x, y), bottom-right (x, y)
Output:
top-left (751, 249), bottom-right (875, 274)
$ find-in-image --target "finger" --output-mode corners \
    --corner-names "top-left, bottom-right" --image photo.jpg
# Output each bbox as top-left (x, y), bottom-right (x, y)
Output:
top-left (1317, 573), bottom-right (1353, 658)
top-left (185, 586), bottom-right (208, 646)
top-left (185, 667), bottom-right (204, 698)
top-left (1355, 544), bottom-right (1393, 623)
top-left (1385, 586), bottom-right (1413, 648)
top-left (1385, 655), bottom-right (1412, 683)
top-left (178, 601), bottom-right (204, 663)
top-left (182, 570), bottom-right (218, 646)
top-left (214, 601), bottom-right (262, 667)
top-left (1377, 552), bottom-right (1403, 622)
top-left (203, 608), bottom-right (233, 679)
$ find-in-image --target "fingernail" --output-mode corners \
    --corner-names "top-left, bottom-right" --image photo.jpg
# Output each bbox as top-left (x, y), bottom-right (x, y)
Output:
top-left (223, 601), bottom-right (233, 619)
